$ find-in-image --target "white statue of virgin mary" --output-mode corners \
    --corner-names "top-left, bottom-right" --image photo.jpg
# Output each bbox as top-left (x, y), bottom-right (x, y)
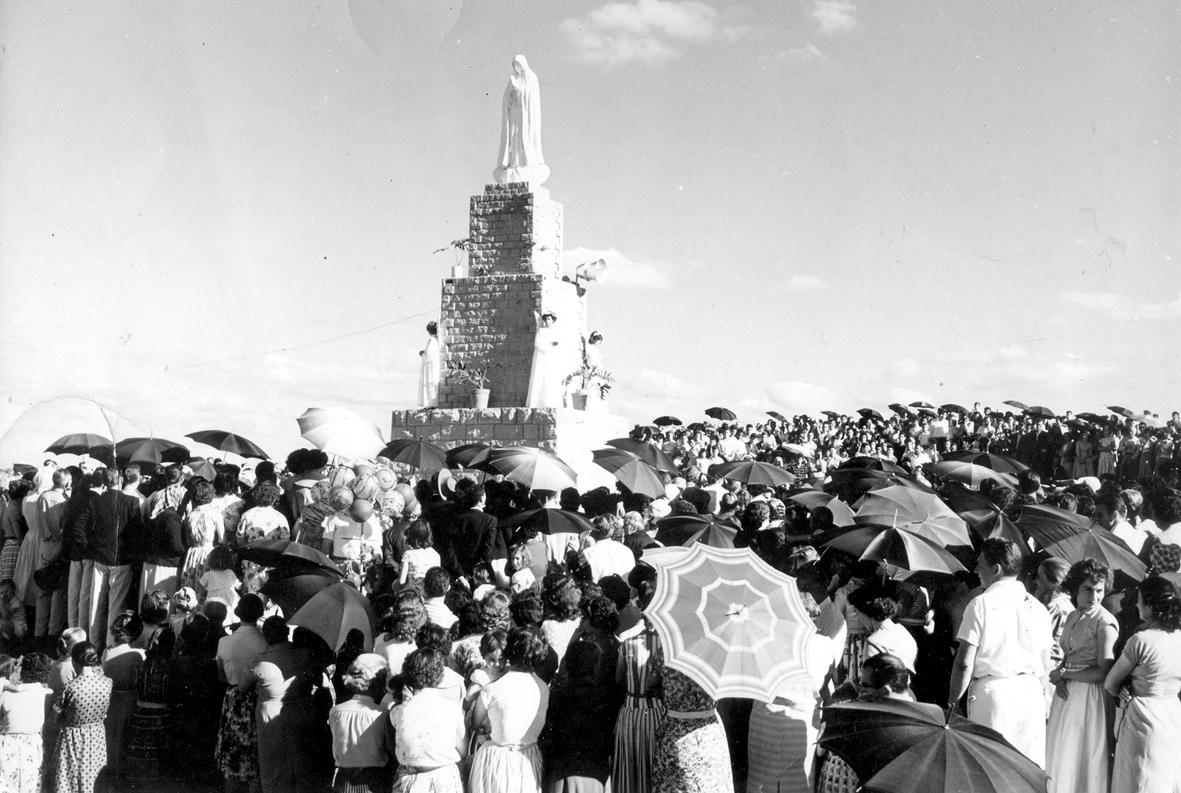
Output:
top-left (495, 55), bottom-right (550, 186)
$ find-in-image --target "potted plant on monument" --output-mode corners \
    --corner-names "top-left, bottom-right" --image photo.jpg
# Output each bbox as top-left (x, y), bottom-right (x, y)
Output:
top-left (563, 363), bottom-right (614, 410)
top-left (447, 356), bottom-right (502, 408)
top-left (433, 237), bottom-right (479, 278)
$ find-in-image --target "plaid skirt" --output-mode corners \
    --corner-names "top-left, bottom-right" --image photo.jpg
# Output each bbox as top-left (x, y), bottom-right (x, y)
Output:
top-left (124, 702), bottom-right (170, 780)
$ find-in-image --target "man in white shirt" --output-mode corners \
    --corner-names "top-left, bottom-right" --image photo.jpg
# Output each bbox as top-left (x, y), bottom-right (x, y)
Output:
top-left (717, 426), bottom-right (747, 462)
top-left (949, 538), bottom-right (1052, 767)
top-left (422, 567), bottom-right (457, 630)
top-left (582, 515), bottom-right (635, 582)
top-left (1092, 492), bottom-right (1146, 555)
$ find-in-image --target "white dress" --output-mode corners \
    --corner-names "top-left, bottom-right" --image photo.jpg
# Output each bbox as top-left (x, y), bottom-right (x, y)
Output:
top-left (468, 671), bottom-right (549, 793)
top-left (526, 323), bottom-right (563, 408)
top-left (418, 335), bottom-right (440, 408)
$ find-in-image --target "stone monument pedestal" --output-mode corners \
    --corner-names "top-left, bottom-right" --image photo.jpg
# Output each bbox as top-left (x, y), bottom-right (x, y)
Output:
top-left (390, 407), bottom-right (629, 490)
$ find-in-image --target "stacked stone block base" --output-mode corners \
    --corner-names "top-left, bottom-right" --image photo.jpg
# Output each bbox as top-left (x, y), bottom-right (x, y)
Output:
top-left (390, 407), bottom-right (629, 490)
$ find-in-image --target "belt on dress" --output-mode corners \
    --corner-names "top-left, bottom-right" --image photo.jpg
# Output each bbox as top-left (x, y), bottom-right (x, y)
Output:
top-left (665, 708), bottom-right (714, 720)
top-left (492, 742), bottom-right (537, 751)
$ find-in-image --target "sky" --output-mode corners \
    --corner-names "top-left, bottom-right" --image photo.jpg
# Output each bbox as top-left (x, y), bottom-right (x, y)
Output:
top-left (0, 0), bottom-right (1178, 464)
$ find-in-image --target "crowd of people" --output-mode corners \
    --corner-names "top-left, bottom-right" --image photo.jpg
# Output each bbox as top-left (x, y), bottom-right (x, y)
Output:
top-left (0, 403), bottom-right (1179, 793)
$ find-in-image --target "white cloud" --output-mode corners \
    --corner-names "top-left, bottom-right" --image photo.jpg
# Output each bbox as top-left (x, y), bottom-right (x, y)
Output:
top-left (630, 367), bottom-right (710, 401)
top-left (561, 246), bottom-right (674, 290)
top-left (782, 43), bottom-right (828, 63)
top-left (560, 0), bottom-right (739, 68)
top-left (778, 274), bottom-right (827, 292)
top-left (766, 380), bottom-right (836, 411)
top-left (811, 0), bottom-right (857, 34)
top-left (1061, 290), bottom-right (1181, 320)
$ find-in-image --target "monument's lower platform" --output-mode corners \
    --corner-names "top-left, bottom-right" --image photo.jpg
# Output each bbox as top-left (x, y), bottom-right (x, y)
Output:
top-left (390, 407), bottom-right (630, 490)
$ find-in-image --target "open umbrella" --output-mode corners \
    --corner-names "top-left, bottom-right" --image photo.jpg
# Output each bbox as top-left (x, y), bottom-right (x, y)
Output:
top-left (445, 443), bottom-right (494, 469)
top-left (819, 699), bottom-right (1049, 793)
top-left (654, 515), bottom-right (739, 548)
top-left (261, 567), bottom-right (342, 617)
top-left (289, 582), bottom-right (377, 652)
top-left (45, 433), bottom-right (113, 459)
top-left (1138, 414), bottom-right (1164, 429)
top-left (711, 460), bottom-right (796, 487)
top-left (839, 456), bottom-right (909, 475)
top-left (297, 407), bottom-right (384, 460)
top-left (925, 461), bottom-right (1016, 489)
top-left (1024, 405), bottom-right (1056, 419)
top-left (644, 544), bottom-right (817, 701)
top-left (943, 451), bottom-right (1029, 475)
top-left (237, 539), bottom-right (342, 575)
top-left (961, 509), bottom-right (1032, 556)
top-left (1025, 521), bottom-right (1146, 581)
top-left (1107, 405), bottom-right (1135, 418)
top-left (887, 403), bottom-right (913, 417)
top-left (379, 438), bottom-right (447, 471)
top-left (653, 415), bottom-right (683, 426)
top-left (940, 403), bottom-right (969, 415)
top-left (482, 447), bottom-right (578, 491)
top-left (185, 457), bottom-right (218, 482)
top-left (939, 481), bottom-right (999, 516)
top-left (820, 410), bottom-right (845, 419)
top-left (787, 491), bottom-right (857, 527)
top-left (605, 438), bottom-right (679, 474)
top-left (592, 448), bottom-right (666, 499)
top-left (1015, 504), bottom-right (1092, 546)
top-left (1076, 412), bottom-right (1106, 424)
top-left (908, 401), bottom-right (936, 410)
top-left (705, 406), bottom-right (737, 422)
top-left (824, 525), bottom-right (967, 578)
top-left (857, 408), bottom-right (885, 422)
top-left (500, 508), bottom-right (595, 536)
top-left (855, 486), bottom-right (972, 546)
top-left (1003, 400), bottom-right (1029, 411)
top-left (115, 437), bottom-right (190, 466)
top-left (766, 411), bottom-right (788, 422)
top-left (184, 430), bottom-right (269, 460)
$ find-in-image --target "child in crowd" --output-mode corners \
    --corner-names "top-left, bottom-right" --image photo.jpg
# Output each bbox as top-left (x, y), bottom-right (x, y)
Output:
top-left (471, 563), bottom-right (496, 602)
top-left (200, 545), bottom-right (241, 617)
top-left (399, 521), bottom-right (440, 586)
top-left (507, 543), bottom-right (537, 594)
top-left (169, 587), bottom-right (199, 637)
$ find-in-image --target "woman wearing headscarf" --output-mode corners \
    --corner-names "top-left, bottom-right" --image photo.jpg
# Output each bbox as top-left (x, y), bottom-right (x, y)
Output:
top-left (498, 54), bottom-right (544, 171)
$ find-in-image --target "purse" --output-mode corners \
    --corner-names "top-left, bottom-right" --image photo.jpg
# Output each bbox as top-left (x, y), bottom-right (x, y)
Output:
top-left (33, 557), bottom-right (69, 592)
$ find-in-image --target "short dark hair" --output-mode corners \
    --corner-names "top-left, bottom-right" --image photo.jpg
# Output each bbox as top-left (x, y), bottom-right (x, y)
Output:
top-left (1139, 575), bottom-right (1181, 632)
top-left (597, 575), bottom-right (631, 611)
top-left (402, 648), bottom-right (444, 689)
top-left (861, 652), bottom-right (911, 693)
top-left (111, 610), bottom-right (144, 646)
top-left (564, 639), bottom-right (602, 681)
top-left (979, 538), bottom-right (1023, 577)
top-left (262, 615), bottom-right (289, 645)
top-left (503, 626), bottom-right (548, 672)
top-left (1063, 558), bottom-right (1111, 605)
top-left (423, 567), bottom-right (451, 598)
top-left (511, 588), bottom-right (546, 628)
top-left (71, 641), bottom-right (101, 669)
top-left (414, 623), bottom-right (452, 655)
top-left (235, 594), bottom-right (265, 623)
top-left (849, 586), bottom-right (900, 622)
top-left (139, 590), bottom-right (170, 625)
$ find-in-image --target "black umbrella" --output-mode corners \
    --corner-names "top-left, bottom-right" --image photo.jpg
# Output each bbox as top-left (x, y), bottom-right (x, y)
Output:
top-left (1076, 412), bottom-right (1106, 424)
top-left (887, 403), bottom-right (914, 417)
top-left (711, 460), bottom-right (796, 486)
top-left (115, 437), bottom-right (190, 466)
top-left (260, 568), bottom-right (342, 617)
top-left (908, 401), bottom-right (936, 410)
top-left (605, 438), bottom-right (679, 474)
top-left (821, 410), bottom-right (845, 419)
top-left (592, 448), bottom-right (666, 499)
top-left (653, 415), bottom-right (683, 426)
top-left (184, 430), bottom-right (270, 460)
top-left (654, 515), bottom-right (738, 548)
top-left (819, 699), bottom-right (1049, 793)
top-left (501, 508), bottom-right (595, 535)
top-left (1107, 405), bottom-right (1135, 418)
top-left (943, 451), bottom-right (1029, 475)
top-left (445, 443), bottom-right (494, 469)
top-left (237, 539), bottom-right (342, 575)
top-left (379, 438), bottom-right (447, 470)
top-left (1024, 405), bottom-right (1056, 419)
top-left (940, 403), bottom-right (968, 414)
top-left (45, 433), bottom-right (113, 458)
top-left (839, 456), bottom-right (909, 475)
top-left (1003, 399), bottom-right (1029, 411)
top-left (858, 408), bottom-right (885, 422)
top-left (705, 406), bottom-right (737, 421)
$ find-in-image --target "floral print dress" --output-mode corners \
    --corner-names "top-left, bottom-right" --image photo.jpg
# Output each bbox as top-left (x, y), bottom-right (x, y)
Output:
top-left (651, 643), bottom-right (733, 793)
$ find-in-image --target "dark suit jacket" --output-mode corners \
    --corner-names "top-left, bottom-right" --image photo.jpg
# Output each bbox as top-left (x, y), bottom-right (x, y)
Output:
top-left (453, 508), bottom-right (499, 576)
top-left (81, 490), bottom-right (145, 566)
